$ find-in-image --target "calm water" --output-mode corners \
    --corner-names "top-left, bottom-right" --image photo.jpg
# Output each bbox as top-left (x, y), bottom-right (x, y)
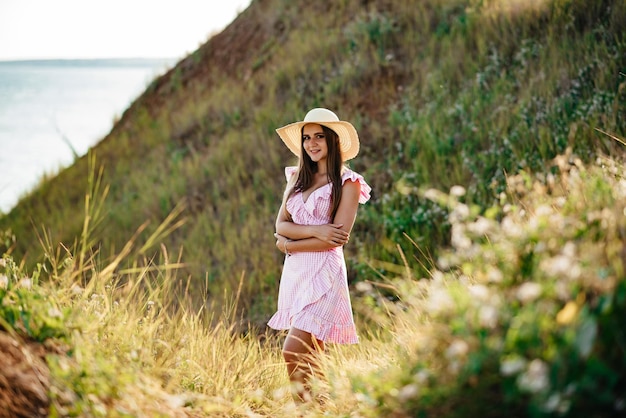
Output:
top-left (0, 58), bottom-right (174, 213)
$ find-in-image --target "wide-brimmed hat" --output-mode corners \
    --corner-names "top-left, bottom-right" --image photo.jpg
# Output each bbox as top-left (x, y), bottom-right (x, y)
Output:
top-left (276, 108), bottom-right (360, 161)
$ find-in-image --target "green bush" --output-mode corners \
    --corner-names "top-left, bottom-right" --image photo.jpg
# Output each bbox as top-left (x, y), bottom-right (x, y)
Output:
top-left (354, 152), bottom-right (626, 417)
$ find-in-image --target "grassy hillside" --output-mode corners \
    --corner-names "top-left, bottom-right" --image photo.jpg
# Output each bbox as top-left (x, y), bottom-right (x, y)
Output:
top-left (1, 0), bottom-right (625, 416)
top-left (1, 0), bottom-right (625, 321)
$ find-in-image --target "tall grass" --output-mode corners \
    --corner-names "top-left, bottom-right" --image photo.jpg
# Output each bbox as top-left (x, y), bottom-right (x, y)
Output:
top-left (2, 146), bottom-right (624, 416)
top-left (1, 0), bottom-right (625, 332)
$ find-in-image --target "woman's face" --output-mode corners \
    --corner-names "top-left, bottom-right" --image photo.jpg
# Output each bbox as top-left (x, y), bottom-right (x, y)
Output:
top-left (302, 123), bottom-right (328, 165)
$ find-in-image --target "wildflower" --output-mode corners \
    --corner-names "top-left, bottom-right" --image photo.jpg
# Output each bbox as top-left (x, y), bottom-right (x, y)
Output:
top-left (516, 282), bottom-right (542, 304)
top-left (273, 387), bottom-right (289, 400)
top-left (450, 185), bottom-right (466, 197)
top-left (541, 255), bottom-right (580, 280)
top-left (500, 356), bottom-right (527, 376)
top-left (71, 284), bottom-right (84, 295)
top-left (0, 258), bottom-right (5, 267)
top-left (398, 384), bottom-right (420, 402)
top-left (487, 268), bottom-right (503, 283)
top-left (18, 277), bottom-right (32, 289)
top-left (414, 370), bottom-right (430, 384)
top-left (165, 394), bottom-right (186, 409)
top-left (446, 339), bottom-right (469, 359)
top-left (0, 274), bottom-right (8, 289)
top-left (535, 205), bottom-right (553, 217)
top-left (467, 217), bottom-right (493, 236)
top-left (431, 270), bottom-right (445, 282)
top-left (47, 307), bottom-right (63, 318)
top-left (479, 305), bottom-right (499, 328)
top-left (424, 188), bottom-right (444, 202)
top-left (501, 217), bottom-right (523, 238)
top-left (426, 287), bottom-right (455, 314)
top-left (562, 242), bottom-right (577, 258)
top-left (543, 393), bottom-right (561, 412)
top-left (450, 203), bottom-right (470, 224)
top-left (554, 197), bottom-right (567, 207)
top-left (451, 224), bottom-right (471, 250)
top-left (517, 359), bottom-right (549, 393)
top-left (468, 284), bottom-right (490, 301)
top-left (355, 281), bottom-right (374, 293)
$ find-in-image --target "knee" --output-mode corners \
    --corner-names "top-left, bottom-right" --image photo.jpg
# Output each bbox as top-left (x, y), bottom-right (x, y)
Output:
top-left (282, 348), bottom-right (300, 364)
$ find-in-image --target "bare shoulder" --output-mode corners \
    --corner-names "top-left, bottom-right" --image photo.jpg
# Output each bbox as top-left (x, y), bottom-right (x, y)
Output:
top-left (341, 179), bottom-right (361, 200)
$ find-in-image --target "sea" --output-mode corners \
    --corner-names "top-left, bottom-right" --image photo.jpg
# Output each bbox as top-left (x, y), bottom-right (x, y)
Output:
top-left (0, 58), bottom-right (175, 213)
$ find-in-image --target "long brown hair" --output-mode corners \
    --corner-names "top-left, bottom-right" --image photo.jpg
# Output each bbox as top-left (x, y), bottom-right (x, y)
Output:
top-left (283, 125), bottom-right (344, 221)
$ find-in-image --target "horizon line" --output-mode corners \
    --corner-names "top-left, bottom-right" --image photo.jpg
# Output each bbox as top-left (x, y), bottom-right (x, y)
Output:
top-left (0, 56), bottom-right (177, 63)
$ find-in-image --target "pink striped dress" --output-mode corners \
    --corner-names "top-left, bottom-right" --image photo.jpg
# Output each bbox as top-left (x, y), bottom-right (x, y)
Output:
top-left (267, 166), bottom-right (371, 344)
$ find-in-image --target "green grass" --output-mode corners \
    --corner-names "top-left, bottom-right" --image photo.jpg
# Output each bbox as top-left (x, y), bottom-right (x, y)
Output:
top-left (1, 148), bottom-right (624, 417)
top-left (0, 1), bottom-right (625, 414)
top-left (2, 0), bottom-right (624, 322)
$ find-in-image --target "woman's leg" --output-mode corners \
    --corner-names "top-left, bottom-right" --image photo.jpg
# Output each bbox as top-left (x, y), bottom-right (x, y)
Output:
top-left (282, 327), bottom-right (325, 402)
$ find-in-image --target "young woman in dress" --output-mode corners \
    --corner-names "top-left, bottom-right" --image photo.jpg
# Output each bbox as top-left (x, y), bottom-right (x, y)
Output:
top-left (268, 108), bottom-right (371, 402)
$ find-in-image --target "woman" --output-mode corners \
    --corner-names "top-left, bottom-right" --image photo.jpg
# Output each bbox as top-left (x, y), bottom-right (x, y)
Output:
top-left (268, 108), bottom-right (371, 402)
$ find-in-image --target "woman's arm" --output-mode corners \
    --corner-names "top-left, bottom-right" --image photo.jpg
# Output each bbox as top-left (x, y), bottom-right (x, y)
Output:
top-left (275, 180), bottom-right (361, 253)
top-left (275, 193), bottom-right (349, 244)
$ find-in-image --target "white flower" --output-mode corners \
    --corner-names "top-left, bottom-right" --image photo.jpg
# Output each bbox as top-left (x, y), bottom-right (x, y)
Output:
top-left (450, 204), bottom-right (470, 224)
top-left (18, 277), bottom-right (32, 289)
top-left (450, 185), bottom-right (466, 197)
top-left (0, 258), bottom-right (6, 267)
top-left (544, 393), bottom-right (561, 412)
top-left (487, 268), bottom-right (503, 283)
top-left (398, 384), bottom-right (419, 402)
top-left (431, 270), bottom-right (445, 282)
top-left (479, 305), bottom-right (499, 328)
top-left (541, 255), bottom-right (581, 280)
top-left (71, 284), bottom-right (84, 295)
top-left (468, 284), bottom-right (490, 302)
top-left (414, 370), bottom-right (430, 384)
top-left (535, 205), bottom-right (553, 217)
top-left (500, 356), bottom-right (527, 376)
top-left (562, 242), bottom-right (577, 258)
top-left (424, 188), bottom-right (444, 202)
top-left (501, 217), bottom-right (523, 238)
top-left (517, 359), bottom-right (550, 393)
top-left (467, 217), bottom-right (493, 236)
top-left (426, 287), bottom-right (455, 314)
top-left (451, 224), bottom-right (471, 250)
top-left (355, 281), bottom-right (373, 293)
top-left (446, 339), bottom-right (469, 359)
top-left (0, 274), bottom-right (8, 289)
top-left (47, 308), bottom-right (63, 318)
top-left (516, 282), bottom-right (542, 304)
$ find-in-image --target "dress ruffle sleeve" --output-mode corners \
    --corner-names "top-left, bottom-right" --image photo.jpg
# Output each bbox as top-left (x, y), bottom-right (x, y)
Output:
top-left (341, 169), bottom-right (371, 204)
top-left (285, 166), bottom-right (298, 182)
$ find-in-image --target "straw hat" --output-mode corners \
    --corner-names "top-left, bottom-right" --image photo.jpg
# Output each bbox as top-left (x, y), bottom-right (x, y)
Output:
top-left (276, 108), bottom-right (360, 161)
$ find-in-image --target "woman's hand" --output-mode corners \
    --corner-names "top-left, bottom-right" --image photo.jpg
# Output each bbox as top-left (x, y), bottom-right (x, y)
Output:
top-left (274, 233), bottom-right (288, 254)
top-left (311, 223), bottom-right (350, 246)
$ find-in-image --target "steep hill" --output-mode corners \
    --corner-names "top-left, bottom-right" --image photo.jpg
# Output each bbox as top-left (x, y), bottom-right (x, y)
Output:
top-left (1, 0), bottom-right (624, 323)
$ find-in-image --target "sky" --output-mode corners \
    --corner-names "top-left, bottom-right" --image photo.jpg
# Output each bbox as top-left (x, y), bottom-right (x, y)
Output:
top-left (0, 0), bottom-right (252, 60)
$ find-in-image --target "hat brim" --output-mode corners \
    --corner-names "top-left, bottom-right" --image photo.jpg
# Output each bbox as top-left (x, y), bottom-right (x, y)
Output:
top-left (276, 121), bottom-right (360, 161)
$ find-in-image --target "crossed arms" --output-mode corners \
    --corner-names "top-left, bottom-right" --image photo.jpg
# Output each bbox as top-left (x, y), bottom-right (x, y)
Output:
top-left (274, 180), bottom-right (361, 254)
